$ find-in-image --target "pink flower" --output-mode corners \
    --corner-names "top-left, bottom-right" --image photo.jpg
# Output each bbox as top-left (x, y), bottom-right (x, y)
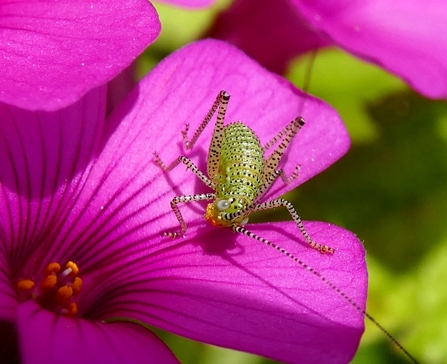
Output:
top-left (0, 39), bottom-right (365, 363)
top-left (209, 0), bottom-right (447, 99)
top-left (0, 0), bottom-right (161, 111)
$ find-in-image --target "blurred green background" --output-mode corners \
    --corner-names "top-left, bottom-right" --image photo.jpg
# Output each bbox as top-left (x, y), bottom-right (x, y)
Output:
top-left (140, 2), bottom-right (447, 363)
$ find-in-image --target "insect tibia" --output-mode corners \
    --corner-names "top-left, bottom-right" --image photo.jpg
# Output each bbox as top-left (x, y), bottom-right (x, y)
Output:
top-left (232, 224), bottom-right (419, 364)
top-left (262, 116), bottom-right (305, 152)
top-left (182, 90), bottom-right (230, 151)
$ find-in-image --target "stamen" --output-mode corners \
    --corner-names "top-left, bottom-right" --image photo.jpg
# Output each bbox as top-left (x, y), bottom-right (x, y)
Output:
top-left (44, 263), bottom-right (61, 276)
top-left (66, 303), bottom-right (78, 317)
top-left (56, 286), bottom-right (73, 306)
top-left (71, 277), bottom-right (83, 295)
top-left (40, 275), bottom-right (57, 291)
top-left (17, 260), bottom-right (83, 317)
top-left (17, 279), bottom-right (35, 290)
top-left (61, 261), bottom-right (79, 278)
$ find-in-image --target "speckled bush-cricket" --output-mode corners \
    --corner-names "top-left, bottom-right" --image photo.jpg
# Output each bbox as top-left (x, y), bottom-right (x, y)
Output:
top-left (154, 90), bottom-right (334, 254)
top-left (154, 90), bottom-right (418, 364)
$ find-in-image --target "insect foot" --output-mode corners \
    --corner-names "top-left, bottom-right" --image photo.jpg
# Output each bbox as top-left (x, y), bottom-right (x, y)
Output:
top-left (153, 152), bottom-right (171, 172)
top-left (278, 164), bottom-right (301, 184)
top-left (163, 231), bottom-right (184, 239)
top-left (309, 240), bottom-right (335, 254)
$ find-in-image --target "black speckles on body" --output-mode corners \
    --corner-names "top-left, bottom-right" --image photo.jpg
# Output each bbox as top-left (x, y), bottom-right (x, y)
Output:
top-left (216, 122), bottom-right (264, 203)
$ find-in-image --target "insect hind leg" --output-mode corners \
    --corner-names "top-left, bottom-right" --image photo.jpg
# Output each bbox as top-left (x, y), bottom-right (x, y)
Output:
top-left (182, 90), bottom-right (230, 151)
top-left (251, 198), bottom-right (335, 254)
top-left (262, 118), bottom-right (295, 152)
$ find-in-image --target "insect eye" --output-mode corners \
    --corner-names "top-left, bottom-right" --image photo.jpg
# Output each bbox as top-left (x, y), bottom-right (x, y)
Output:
top-left (216, 199), bottom-right (230, 211)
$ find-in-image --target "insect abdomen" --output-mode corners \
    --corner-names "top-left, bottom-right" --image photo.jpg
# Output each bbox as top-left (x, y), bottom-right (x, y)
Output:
top-left (216, 122), bottom-right (264, 203)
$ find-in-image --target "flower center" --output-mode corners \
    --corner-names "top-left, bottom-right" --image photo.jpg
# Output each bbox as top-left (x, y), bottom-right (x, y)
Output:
top-left (16, 261), bottom-right (83, 317)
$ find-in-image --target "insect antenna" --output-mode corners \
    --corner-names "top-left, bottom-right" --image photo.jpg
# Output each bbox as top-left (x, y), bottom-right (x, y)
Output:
top-left (232, 224), bottom-right (419, 364)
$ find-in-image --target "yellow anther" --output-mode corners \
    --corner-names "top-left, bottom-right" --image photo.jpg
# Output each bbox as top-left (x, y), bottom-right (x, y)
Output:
top-left (17, 279), bottom-right (35, 290)
top-left (65, 261), bottom-right (79, 276)
top-left (66, 302), bottom-right (78, 317)
top-left (56, 286), bottom-right (73, 306)
top-left (44, 263), bottom-right (61, 276)
top-left (71, 277), bottom-right (83, 296)
top-left (40, 275), bottom-right (57, 291)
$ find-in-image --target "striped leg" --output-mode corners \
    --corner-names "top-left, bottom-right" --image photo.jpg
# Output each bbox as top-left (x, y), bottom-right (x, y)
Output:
top-left (165, 193), bottom-right (216, 238)
top-left (256, 166), bottom-right (300, 201)
top-left (182, 90), bottom-right (230, 151)
top-left (153, 154), bottom-right (216, 190)
top-left (251, 198), bottom-right (335, 254)
top-left (205, 90), bottom-right (230, 179)
top-left (262, 118), bottom-right (295, 152)
top-left (261, 117), bottom-right (304, 187)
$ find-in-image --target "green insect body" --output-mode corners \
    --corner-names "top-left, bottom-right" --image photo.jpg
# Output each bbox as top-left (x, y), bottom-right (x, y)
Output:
top-left (205, 122), bottom-right (264, 228)
top-left (154, 90), bottom-right (420, 364)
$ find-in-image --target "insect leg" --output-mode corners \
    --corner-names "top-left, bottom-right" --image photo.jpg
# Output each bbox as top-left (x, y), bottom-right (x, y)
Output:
top-left (154, 154), bottom-right (216, 190)
top-left (256, 166), bottom-right (300, 201)
top-left (165, 193), bottom-right (216, 238)
top-left (262, 117), bottom-right (304, 188)
top-left (206, 91), bottom-right (230, 179)
top-left (262, 119), bottom-right (294, 152)
top-left (277, 165), bottom-right (300, 184)
top-left (182, 90), bottom-right (230, 151)
top-left (251, 198), bottom-right (335, 254)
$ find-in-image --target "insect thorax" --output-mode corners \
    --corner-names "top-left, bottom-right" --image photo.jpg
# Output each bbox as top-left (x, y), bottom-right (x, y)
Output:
top-left (205, 122), bottom-right (264, 228)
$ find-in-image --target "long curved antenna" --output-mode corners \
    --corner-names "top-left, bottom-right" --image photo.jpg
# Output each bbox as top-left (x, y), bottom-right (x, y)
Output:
top-left (232, 224), bottom-right (420, 364)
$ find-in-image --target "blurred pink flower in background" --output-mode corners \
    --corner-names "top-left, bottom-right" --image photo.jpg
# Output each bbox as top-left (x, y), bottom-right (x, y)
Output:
top-left (209, 0), bottom-right (447, 99)
top-left (0, 0), bottom-right (161, 111)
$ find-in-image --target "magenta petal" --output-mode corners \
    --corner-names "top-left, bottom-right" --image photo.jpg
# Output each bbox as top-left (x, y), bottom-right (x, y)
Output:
top-left (0, 87), bottom-right (106, 260)
top-left (293, 0), bottom-right (447, 99)
top-left (0, 0), bottom-right (161, 111)
top-left (16, 301), bottom-right (179, 364)
top-left (106, 65), bottom-right (137, 117)
top-left (103, 222), bottom-right (366, 364)
top-left (209, 0), bottom-right (329, 73)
